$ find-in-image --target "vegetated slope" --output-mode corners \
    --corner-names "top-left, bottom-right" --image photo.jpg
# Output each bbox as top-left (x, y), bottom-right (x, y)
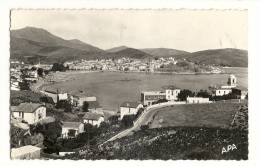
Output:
top-left (11, 27), bottom-right (103, 52)
top-left (106, 46), bottom-right (129, 53)
top-left (10, 27), bottom-right (104, 63)
top-left (141, 48), bottom-right (190, 58)
top-left (105, 48), bottom-right (153, 59)
top-left (184, 48), bottom-right (248, 67)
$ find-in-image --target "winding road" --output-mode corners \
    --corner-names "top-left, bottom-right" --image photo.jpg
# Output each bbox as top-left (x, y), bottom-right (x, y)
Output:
top-left (100, 102), bottom-right (184, 146)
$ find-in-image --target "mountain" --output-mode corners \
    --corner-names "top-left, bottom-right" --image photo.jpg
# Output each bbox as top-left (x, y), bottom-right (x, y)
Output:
top-left (106, 46), bottom-right (129, 53)
top-left (10, 27), bottom-right (248, 67)
top-left (106, 48), bottom-right (153, 59)
top-left (141, 48), bottom-right (189, 58)
top-left (184, 48), bottom-right (248, 67)
top-left (11, 27), bottom-right (103, 52)
top-left (10, 27), bottom-right (104, 63)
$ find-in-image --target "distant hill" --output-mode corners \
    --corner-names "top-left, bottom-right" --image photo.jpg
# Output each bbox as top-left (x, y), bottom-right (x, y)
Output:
top-left (141, 48), bottom-right (189, 58)
top-left (184, 48), bottom-right (248, 67)
top-left (106, 46), bottom-right (129, 53)
top-left (11, 27), bottom-right (102, 52)
top-left (106, 48), bottom-right (152, 59)
top-left (10, 27), bottom-right (104, 63)
top-left (10, 27), bottom-right (248, 67)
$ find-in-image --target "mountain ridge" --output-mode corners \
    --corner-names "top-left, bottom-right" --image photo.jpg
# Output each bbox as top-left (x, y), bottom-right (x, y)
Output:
top-left (10, 26), bottom-right (248, 67)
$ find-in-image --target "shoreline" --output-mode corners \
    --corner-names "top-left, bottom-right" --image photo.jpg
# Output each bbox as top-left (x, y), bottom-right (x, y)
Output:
top-left (33, 68), bottom-right (233, 93)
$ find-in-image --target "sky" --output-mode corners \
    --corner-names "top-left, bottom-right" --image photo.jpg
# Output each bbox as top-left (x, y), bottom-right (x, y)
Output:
top-left (10, 10), bottom-right (247, 52)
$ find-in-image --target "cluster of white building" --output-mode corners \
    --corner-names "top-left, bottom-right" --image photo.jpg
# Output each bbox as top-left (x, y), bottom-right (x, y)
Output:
top-left (64, 57), bottom-right (178, 72)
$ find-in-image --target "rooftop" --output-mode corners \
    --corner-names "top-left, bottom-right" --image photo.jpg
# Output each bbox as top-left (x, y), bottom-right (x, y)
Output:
top-left (11, 103), bottom-right (45, 113)
top-left (83, 112), bottom-right (104, 120)
top-left (11, 145), bottom-right (41, 158)
top-left (120, 101), bottom-right (142, 108)
top-left (141, 91), bottom-right (166, 95)
top-left (62, 121), bottom-right (82, 129)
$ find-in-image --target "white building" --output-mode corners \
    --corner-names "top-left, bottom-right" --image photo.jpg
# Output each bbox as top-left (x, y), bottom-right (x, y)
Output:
top-left (186, 97), bottom-right (211, 104)
top-left (141, 91), bottom-right (166, 106)
top-left (40, 89), bottom-right (68, 103)
top-left (11, 80), bottom-right (20, 91)
top-left (11, 103), bottom-right (46, 124)
top-left (165, 88), bottom-right (181, 101)
top-left (119, 101), bottom-right (143, 120)
top-left (83, 112), bottom-right (104, 127)
top-left (58, 93), bottom-right (68, 101)
top-left (61, 121), bottom-right (84, 138)
top-left (11, 145), bottom-right (41, 159)
top-left (215, 88), bottom-right (232, 96)
top-left (72, 93), bottom-right (97, 107)
top-left (221, 74), bottom-right (237, 89)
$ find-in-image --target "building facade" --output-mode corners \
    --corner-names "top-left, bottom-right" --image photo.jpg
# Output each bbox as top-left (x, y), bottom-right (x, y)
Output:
top-left (83, 112), bottom-right (104, 127)
top-left (141, 91), bottom-right (166, 106)
top-left (165, 89), bottom-right (181, 101)
top-left (215, 88), bottom-right (232, 96)
top-left (11, 103), bottom-right (46, 124)
top-left (61, 122), bottom-right (84, 138)
top-left (186, 96), bottom-right (211, 104)
top-left (119, 101), bottom-right (143, 120)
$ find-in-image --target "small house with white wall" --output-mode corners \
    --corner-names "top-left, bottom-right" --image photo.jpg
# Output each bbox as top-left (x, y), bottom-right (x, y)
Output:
top-left (165, 88), bottom-right (181, 101)
top-left (186, 96), bottom-right (211, 104)
top-left (61, 121), bottom-right (84, 138)
top-left (11, 103), bottom-right (46, 124)
top-left (119, 101), bottom-right (143, 120)
top-left (83, 112), bottom-right (104, 127)
top-left (215, 88), bottom-right (232, 96)
top-left (72, 92), bottom-right (97, 107)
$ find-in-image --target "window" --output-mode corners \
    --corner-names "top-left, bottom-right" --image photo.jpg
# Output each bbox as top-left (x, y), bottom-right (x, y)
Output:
top-left (68, 129), bottom-right (76, 137)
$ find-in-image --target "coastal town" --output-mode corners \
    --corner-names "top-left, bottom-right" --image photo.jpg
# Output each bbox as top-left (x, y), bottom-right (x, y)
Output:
top-left (9, 9), bottom-right (248, 160)
top-left (10, 58), bottom-right (248, 159)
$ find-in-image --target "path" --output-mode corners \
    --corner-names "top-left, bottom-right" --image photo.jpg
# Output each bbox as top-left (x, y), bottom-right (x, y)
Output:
top-left (100, 102), bottom-right (185, 146)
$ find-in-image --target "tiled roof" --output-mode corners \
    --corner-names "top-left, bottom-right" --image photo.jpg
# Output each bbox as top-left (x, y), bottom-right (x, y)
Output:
top-left (11, 103), bottom-right (44, 113)
top-left (83, 112), bottom-right (103, 121)
top-left (88, 101), bottom-right (101, 109)
top-left (120, 101), bottom-right (141, 108)
top-left (62, 121), bottom-right (82, 129)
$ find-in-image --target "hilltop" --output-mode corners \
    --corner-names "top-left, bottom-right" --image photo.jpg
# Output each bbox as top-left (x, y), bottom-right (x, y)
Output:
top-left (106, 46), bottom-right (129, 53)
top-left (184, 48), bottom-right (248, 67)
top-left (10, 27), bottom-right (248, 67)
top-left (10, 27), bottom-right (105, 63)
top-left (141, 48), bottom-right (189, 58)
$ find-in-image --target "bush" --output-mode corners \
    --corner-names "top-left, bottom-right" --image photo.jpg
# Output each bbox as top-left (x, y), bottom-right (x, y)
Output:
top-left (51, 63), bottom-right (68, 72)
top-left (56, 100), bottom-right (72, 112)
top-left (178, 89), bottom-right (195, 101)
top-left (140, 125), bottom-right (149, 130)
top-left (120, 115), bottom-right (136, 129)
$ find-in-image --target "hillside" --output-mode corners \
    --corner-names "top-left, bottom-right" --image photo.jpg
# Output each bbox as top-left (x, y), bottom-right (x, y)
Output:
top-left (141, 48), bottom-right (189, 58)
top-left (10, 27), bottom-right (248, 67)
top-left (184, 48), bottom-right (248, 67)
top-left (10, 27), bottom-right (104, 63)
top-left (105, 48), bottom-right (153, 59)
top-left (106, 46), bottom-right (129, 53)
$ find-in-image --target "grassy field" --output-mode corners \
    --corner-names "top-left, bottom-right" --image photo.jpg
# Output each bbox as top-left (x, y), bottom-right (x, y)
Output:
top-left (150, 103), bottom-right (244, 129)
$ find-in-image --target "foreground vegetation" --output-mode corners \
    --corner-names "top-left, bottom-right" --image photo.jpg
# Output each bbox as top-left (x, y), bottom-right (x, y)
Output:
top-left (57, 104), bottom-right (248, 160)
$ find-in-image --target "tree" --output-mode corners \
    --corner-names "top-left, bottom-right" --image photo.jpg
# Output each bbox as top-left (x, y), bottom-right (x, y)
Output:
top-left (196, 90), bottom-right (211, 98)
top-left (120, 115), bottom-right (136, 129)
top-left (82, 101), bottom-right (89, 112)
top-left (178, 89), bottom-right (195, 101)
top-left (51, 63), bottom-right (67, 72)
top-left (37, 68), bottom-right (44, 77)
top-left (19, 80), bottom-right (30, 90)
top-left (56, 100), bottom-right (72, 112)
